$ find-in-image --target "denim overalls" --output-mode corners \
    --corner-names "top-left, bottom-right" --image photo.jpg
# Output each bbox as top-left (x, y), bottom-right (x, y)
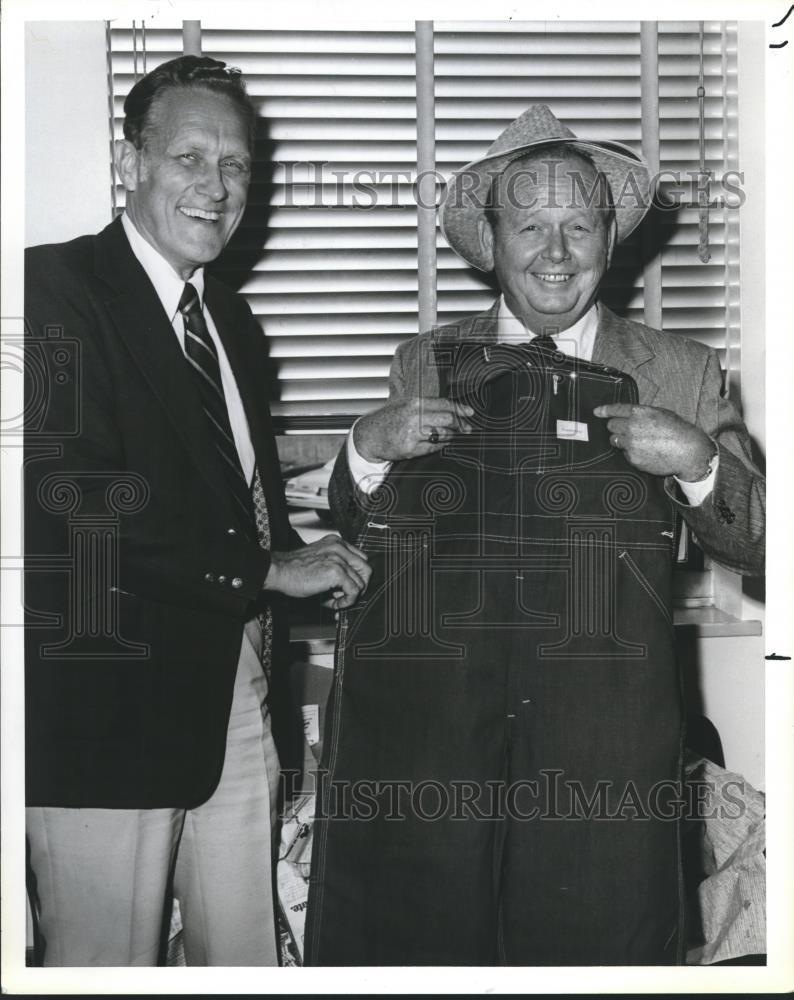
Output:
top-left (306, 338), bottom-right (684, 966)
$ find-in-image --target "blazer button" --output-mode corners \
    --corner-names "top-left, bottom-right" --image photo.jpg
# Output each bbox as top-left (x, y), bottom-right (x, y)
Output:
top-left (218, 575), bottom-right (227, 585)
top-left (231, 577), bottom-right (244, 589)
top-left (204, 572), bottom-right (215, 583)
top-left (227, 528), bottom-right (237, 536)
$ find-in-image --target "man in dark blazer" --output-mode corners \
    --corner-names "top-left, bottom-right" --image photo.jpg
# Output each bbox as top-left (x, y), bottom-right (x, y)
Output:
top-left (306, 107), bottom-right (764, 965)
top-left (24, 55), bottom-right (370, 966)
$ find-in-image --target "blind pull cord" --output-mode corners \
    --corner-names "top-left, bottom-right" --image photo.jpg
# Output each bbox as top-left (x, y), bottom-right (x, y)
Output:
top-left (697, 21), bottom-right (711, 264)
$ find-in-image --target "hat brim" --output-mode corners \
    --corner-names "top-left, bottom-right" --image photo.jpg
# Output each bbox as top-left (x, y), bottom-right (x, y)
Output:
top-left (439, 136), bottom-right (655, 272)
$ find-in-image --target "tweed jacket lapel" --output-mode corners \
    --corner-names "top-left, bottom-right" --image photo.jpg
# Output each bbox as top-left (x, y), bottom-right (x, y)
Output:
top-left (437, 300), bottom-right (501, 346)
top-left (423, 300), bottom-right (499, 395)
top-left (591, 302), bottom-right (660, 406)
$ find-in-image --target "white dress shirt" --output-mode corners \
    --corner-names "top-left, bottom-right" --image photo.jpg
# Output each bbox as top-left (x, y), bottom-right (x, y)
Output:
top-left (348, 295), bottom-right (716, 504)
top-left (122, 213), bottom-right (256, 486)
top-left (493, 295), bottom-right (600, 357)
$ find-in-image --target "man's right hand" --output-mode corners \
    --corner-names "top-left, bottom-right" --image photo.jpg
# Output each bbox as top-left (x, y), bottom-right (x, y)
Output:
top-left (353, 396), bottom-right (475, 463)
top-left (264, 535), bottom-right (372, 609)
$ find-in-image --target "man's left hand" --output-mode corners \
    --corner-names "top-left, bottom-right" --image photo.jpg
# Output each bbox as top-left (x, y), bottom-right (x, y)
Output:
top-left (593, 403), bottom-right (715, 481)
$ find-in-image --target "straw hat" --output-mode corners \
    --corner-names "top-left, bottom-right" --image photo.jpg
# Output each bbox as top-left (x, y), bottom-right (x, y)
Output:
top-left (438, 104), bottom-right (654, 272)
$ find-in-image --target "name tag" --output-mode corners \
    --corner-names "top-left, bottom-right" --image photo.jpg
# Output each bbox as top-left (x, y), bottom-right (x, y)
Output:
top-left (556, 419), bottom-right (589, 442)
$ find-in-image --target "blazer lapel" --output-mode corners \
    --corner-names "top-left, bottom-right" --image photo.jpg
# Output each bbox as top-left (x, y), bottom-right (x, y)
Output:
top-left (94, 219), bottom-right (240, 520)
top-left (592, 302), bottom-right (660, 406)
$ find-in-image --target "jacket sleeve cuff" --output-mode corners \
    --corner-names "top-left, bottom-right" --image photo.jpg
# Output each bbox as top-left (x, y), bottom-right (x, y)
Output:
top-left (673, 454), bottom-right (719, 506)
top-left (347, 419), bottom-right (392, 495)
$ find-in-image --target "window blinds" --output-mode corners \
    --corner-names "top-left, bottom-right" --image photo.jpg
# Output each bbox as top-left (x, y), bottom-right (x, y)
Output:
top-left (107, 20), bottom-right (740, 432)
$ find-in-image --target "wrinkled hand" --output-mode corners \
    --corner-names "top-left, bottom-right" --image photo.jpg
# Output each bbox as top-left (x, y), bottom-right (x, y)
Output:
top-left (264, 535), bottom-right (372, 609)
top-left (593, 403), bottom-right (716, 481)
top-left (354, 396), bottom-right (475, 463)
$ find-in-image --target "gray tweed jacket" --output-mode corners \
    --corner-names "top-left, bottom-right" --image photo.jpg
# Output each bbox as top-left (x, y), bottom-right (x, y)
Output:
top-left (329, 300), bottom-right (765, 576)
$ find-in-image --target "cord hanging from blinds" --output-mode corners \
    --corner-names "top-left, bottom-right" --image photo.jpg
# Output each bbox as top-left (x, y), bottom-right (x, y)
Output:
top-left (697, 21), bottom-right (712, 264)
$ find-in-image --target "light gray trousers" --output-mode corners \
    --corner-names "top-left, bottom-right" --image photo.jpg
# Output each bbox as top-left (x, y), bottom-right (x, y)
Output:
top-left (27, 620), bottom-right (280, 966)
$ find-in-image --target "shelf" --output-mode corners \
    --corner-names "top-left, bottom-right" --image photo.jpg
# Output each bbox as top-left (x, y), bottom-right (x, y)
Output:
top-left (672, 607), bottom-right (763, 638)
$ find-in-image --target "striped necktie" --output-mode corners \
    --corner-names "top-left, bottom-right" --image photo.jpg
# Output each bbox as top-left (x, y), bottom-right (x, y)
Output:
top-left (179, 283), bottom-right (273, 670)
top-left (179, 282), bottom-right (255, 535)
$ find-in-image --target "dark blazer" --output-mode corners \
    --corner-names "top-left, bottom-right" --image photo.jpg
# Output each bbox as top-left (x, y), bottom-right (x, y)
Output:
top-left (24, 217), bottom-right (300, 809)
top-left (329, 300), bottom-right (765, 576)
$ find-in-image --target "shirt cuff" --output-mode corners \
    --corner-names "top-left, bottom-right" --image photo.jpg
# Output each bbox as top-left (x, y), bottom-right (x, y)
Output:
top-left (347, 419), bottom-right (392, 495)
top-left (674, 454), bottom-right (719, 506)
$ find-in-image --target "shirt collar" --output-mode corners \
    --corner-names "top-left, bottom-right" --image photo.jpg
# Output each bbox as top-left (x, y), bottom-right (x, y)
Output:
top-left (121, 212), bottom-right (205, 321)
top-left (495, 295), bottom-right (599, 361)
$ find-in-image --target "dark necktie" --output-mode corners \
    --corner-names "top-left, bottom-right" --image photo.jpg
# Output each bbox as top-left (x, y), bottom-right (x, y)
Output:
top-left (178, 282), bottom-right (256, 534)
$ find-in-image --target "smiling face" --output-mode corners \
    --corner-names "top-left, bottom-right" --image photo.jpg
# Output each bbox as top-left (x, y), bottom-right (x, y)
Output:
top-left (115, 86), bottom-right (252, 279)
top-left (478, 153), bottom-right (616, 334)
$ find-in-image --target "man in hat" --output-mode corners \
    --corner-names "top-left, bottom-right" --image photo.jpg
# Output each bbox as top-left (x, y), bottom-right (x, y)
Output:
top-left (332, 105), bottom-right (763, 566)
top-left (304, 107), bottom-right (764, 965)
top-left (24, 55), bottom-right (371, 966)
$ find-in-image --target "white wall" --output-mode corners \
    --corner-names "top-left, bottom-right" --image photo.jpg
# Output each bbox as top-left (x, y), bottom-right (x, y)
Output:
top-left (25, 21), bottom-right (111, 247)
top-left (684, 635), bottom-right (765, 791)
